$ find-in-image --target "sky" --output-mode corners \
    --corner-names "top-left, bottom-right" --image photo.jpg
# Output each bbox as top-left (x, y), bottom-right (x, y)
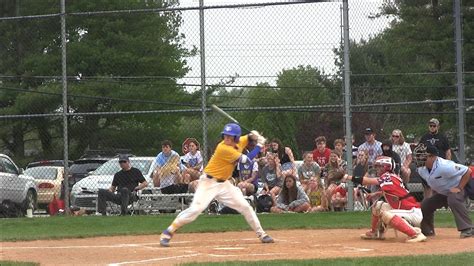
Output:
top-left (175, 0), bottom-right (393, 87)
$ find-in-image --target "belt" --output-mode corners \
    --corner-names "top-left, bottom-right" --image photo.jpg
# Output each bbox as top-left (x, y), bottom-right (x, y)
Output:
top-left (206, 174), bottom-right (225, 183)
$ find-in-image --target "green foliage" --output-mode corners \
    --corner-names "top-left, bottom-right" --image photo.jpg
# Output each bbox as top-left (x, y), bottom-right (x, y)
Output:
top-left (0, 0), bottom-right (196, 162)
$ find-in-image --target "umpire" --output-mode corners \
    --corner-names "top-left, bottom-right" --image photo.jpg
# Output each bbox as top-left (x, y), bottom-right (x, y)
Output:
top-left (416, 145), bottom-right (473, 238)
top-left (97, 155), bottom-right (148, 216)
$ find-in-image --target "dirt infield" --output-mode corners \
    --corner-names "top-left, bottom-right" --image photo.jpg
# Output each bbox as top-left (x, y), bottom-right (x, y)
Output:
top-left (1, 228), bottom-right (473, 265)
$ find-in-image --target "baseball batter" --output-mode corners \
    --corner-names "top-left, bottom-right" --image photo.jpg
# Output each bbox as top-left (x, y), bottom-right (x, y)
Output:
top-left (346, 156), bottom-right (427, 242)
top-left (159, 123), bottom-right (274, 247)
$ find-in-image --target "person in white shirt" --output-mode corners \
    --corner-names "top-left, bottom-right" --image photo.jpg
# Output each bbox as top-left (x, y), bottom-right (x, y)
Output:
top-left (414, 144), bottom-right (473, 238)
top-left (357, 128), bottom-right (382, 168)
top-left (390, 129), bottom-right (412, 183)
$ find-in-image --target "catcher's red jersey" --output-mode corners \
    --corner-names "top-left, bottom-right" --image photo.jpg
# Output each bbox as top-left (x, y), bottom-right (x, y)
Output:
top-left (377, 172), bottom-right (420, 210)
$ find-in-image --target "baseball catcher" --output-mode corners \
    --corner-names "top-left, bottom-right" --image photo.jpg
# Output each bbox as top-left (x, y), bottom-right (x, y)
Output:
top-left (346, 156), bottom-right (427, 242)
top-left (159, 123), bottom-right (274, 247)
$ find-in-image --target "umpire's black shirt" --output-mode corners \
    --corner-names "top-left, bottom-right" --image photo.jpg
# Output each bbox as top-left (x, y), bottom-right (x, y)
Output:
top-left (111, 167), bottom-right (146, 192)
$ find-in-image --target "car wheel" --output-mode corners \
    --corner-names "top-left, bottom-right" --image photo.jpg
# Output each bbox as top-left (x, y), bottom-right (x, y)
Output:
top-left (23, 189), bottom-right (37, 214)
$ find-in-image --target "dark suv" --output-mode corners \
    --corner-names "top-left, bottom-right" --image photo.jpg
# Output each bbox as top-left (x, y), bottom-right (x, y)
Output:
top-left (26, 160), bottom-right (73, 169)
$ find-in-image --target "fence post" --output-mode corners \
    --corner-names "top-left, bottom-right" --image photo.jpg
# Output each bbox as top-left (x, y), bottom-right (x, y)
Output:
top-left (342, 0), bottom-right (354, 211)
top-left (454, 0), bottom-right (465, 164)
top-left (60, 0), bottom-right (70, 212)
top-left (199, 0), bottom-right (208, 163)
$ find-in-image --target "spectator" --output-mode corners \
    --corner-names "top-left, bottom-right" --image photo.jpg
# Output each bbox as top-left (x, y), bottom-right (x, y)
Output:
top-left (323, 150), bottom-right (347, 210)
top-left (313, 136), bottom-right (331, 168)
top-left (298, 151), bottom-right (321, 193)
top-left (270, 175), bottom-right (310, 213)
top-left (419, 118), bottom-right (451, 160)
top-left (353, 150), bottom-right (369, 208)
top-left (181, 138), bottom-right (203, 184)
top-left (381, 140), bottom-right (401, 176)
top-left (236, 149), bottom-right (259, 196)
top-left (269, 138), bottom-right (294, 165)
top-left (97, 155), bottom-right (148, 216)
top-left (153, 140), bottom-right (188, 194)
top-left (391, 129), bottom-right (412, 183)
top-left (358, 128), bottom-right (383, 167)
top-left (260, 153), bottom-right (284, 202)
top-left (333, 138), bottom-right (347, 160)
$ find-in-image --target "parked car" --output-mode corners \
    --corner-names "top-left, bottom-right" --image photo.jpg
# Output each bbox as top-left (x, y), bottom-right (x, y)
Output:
top-left (26, 160), bottom-right (73, 169)
top-left (23, 166), bottom-right (64, 209)
top-left (70, 157), bottom-right (155, 211)
top-left (0, 154), bottom-right (37, 213)
top-left (67, 158), bottom-right (111, 191)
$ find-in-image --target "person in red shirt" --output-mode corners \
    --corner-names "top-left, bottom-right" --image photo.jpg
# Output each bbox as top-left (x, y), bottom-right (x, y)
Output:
top-left (312, 136), bottom-right (331, 168)
top-left (346, 156), bottom-right (427, 243)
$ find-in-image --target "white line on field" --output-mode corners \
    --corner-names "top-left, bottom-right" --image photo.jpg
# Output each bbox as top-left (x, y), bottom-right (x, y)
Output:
top-left (213, 247), bottom-right (246, 250)
top-left (108, 253), bottom-right (201, 266)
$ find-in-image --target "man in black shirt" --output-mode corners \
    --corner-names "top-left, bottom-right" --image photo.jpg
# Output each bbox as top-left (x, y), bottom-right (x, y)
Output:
top-left (97, 155), bottom-right (148, 216)
top-left (419, 118), bottom-right (451, 160)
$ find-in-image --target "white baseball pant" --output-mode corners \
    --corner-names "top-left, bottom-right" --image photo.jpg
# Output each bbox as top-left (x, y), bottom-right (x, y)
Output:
top-left (173, 174), bottom-right (266, 237)
top-left (374, 201), bottom-right (423, 227)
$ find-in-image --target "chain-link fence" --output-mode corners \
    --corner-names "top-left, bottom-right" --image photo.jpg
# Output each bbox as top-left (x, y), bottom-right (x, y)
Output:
top-left (0, 0), bottom-right (472, 216)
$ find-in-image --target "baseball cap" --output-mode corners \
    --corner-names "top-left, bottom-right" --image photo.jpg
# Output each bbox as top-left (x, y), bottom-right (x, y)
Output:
top-left (426, 145), bottom-right (439, 156)
top-left (118, 154), bottom-right (129, 162)
top-left (364, 128), bottom-right (374, 134)
top-left (429, 118), bottom-right (439, 126)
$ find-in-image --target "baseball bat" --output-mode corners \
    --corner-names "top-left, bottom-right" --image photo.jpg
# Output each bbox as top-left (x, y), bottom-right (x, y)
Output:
top-left (210, 104), bottom-right (251, 132)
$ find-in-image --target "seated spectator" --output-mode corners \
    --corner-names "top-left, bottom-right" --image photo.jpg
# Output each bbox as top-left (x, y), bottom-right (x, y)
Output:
top-left (333, 138), bottom-right (346, 160)
top-left (269, 138), bottom-right (295, 165)
top-left (390, 129), bottom-right (412, 183)
top-left (358, 128), bottom-right (383, 168)
top-left (236, 149), bottom-right (259, 196)
top-left (313, 136), bottom-right (331, 168)
top-left (297, 151), bottom-right (321, 194)
top-left (153, 140), bottom-right (188, 194)
top-left (271, 175), bottom-right (310, 213)
top-left (323, 150), bottom-right (347, 210)
top-left (260, 153), bottom-right (283, 202)
top-left (181, 139), bottom-right (203, 192)
top-left (353, 150), bottom-right (370, 209)
top-left (97, 155), bottom-right (148, 216)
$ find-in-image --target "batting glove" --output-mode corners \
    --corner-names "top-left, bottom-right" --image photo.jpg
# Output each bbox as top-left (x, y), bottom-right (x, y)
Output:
top-left (250, 130), bottom-right (266, 146)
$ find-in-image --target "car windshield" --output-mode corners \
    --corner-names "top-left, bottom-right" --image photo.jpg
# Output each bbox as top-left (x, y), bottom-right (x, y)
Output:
top-left (93, 159), bottom-right (152, 175)
top-left (24, 167), bottom-right (59, 180)
top-left (69, 162), bottom-right (104, 174)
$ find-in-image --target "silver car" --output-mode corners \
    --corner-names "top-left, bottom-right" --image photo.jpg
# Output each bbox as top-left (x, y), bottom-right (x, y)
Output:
top-left (0, 154), bottom-right (37, 213)
top-left (70, 157), bottom-right (156, 210)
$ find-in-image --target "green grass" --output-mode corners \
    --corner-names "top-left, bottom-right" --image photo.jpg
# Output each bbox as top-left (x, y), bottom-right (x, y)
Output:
top-left (0, 261), bottom-right (38, 266)
top-left (184, 252), bottom-right (474, 266)
top-left (1, 211), bottom-right (471, 241)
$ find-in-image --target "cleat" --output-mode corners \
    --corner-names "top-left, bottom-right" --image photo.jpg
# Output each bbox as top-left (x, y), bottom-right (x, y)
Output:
top-left (406, 228), bottom-right (427, 243)
top-left (360, 230), bottom-right (385, 240)
top-left (160, 229), bottom-right (173, 247)
top-left (260, 235), bottom-right (274, 243)
top-left (460, 228), bottom-right (473, 239)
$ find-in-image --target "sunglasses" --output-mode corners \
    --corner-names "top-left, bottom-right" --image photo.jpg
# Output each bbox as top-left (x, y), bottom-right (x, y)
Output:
top-left (119, 161), bottom-right (128, 164)
top-left (429, 124), bottom-right (437, 128)
top-left (392, 135), bottom-right (400, 138)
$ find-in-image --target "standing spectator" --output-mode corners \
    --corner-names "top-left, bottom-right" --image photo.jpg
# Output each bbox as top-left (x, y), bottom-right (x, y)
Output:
top-left (381, 140), bottom-right (401, 176)
top-left (358, 128), bottom-right (383, 167)
top-left (260, 153), bottom-right (284, 202)
top-left (297, 151), bottom-right (321, 194)
top-left (313, 136), bottom-right (331, 168)
top-left (391, 129), bottom-right (413, 183)
top-left (270, 175), bottom-right (310, 213)
top-left (153, 140), bottom-right (187, 194)
top-left (419, 118), bottom-right (451, 160)
top-left (181, 138), bottom-right (203, 184)
top-left (97, 155), bottom-right (148, 216)
top-left (269, 138), bottom-right (295, 165)
top-left (415, 145), bottom-right (473, 238)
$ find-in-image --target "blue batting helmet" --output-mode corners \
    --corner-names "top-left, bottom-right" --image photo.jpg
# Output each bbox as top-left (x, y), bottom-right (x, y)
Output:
top-left (221, 123), bottom-right (241, 142)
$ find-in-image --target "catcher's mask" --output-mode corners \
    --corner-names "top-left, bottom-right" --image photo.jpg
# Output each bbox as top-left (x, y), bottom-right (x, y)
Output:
top-left (413, 143), bottom-right (428, 168)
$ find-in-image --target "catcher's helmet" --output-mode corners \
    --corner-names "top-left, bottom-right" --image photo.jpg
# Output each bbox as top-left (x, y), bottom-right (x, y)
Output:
top-left (374, 156), bottom-right (395, 174)
top-left (221, 123), bottom-right (241, 142)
